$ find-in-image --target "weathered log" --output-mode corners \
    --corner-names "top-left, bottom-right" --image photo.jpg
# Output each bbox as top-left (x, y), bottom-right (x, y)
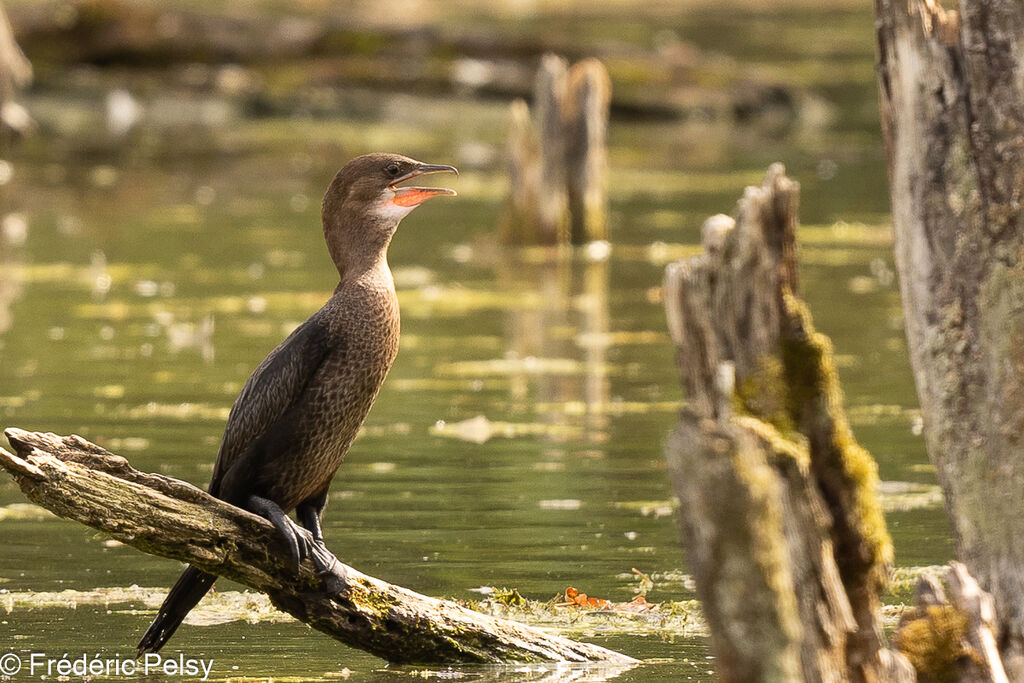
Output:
top-left (875, 0), bottom-right (1024, 676)
top-left (0, 428), bottom-right (638, 667)
top-left (501, 55), bottom-right (610, 246)
top-left (663, 165), bottom-right (903, 682)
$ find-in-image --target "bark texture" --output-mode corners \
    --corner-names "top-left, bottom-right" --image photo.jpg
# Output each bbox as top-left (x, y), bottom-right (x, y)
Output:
top-left (663, 165), bottom-right (903, 682)
top-left (0, 428), bottom-right (638, 667)
top-left (875, 0), bottom-right (1024, 675)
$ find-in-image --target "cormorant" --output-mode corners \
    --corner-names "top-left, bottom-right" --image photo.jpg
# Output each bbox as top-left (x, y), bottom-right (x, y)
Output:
top-left (136, 153), bottom-right (458, 655)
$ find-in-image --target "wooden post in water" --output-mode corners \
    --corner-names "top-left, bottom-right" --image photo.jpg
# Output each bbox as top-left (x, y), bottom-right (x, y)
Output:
top-left (663, 165), bottom-right (912, 682)
top-left (875, 0), bottom-right (1024, 676)
top-left (501, 55), bottom-right (610, 246)
top-left (566, 59), bottom-right (611, 245)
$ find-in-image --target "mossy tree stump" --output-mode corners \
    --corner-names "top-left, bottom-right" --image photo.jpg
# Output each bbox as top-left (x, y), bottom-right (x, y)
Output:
top-left (663, 165), bottom-right (910, 682)
top-left (876, 0), bottom-right (1024, 676)
top-left (0, 428), bottom-right (638, 667)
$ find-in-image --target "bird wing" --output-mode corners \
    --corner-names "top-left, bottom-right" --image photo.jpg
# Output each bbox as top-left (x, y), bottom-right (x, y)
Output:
top-left (208, 316), bottom-right (331, 497)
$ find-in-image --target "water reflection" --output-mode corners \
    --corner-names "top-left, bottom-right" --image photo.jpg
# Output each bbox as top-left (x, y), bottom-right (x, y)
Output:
top-left (364, 661), bottom-right (638, 683)
top-left (0, 212), bottom-right (25, 335)
top-left (496, 249), bottom-right (610, 436)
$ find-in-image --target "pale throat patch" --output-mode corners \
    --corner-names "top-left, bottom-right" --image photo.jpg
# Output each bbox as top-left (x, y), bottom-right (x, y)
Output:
top-left (371, 190), bottom-right (417, 221)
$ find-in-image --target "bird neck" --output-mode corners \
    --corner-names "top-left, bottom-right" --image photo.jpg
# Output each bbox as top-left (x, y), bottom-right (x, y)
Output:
top-left (323, 211), bottom-right (396, 283)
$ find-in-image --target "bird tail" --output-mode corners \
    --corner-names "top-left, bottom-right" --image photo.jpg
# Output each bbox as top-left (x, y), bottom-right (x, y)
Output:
top-left (136, 566), bottom-right (216, 655)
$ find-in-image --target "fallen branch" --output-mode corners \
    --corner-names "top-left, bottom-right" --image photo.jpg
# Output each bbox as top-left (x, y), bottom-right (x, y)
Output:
top-left (0, 428), bottom-right (638, 667)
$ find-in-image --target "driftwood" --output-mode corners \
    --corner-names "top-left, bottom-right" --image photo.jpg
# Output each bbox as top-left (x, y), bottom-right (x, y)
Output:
top-left (0, 428), bottom-right (638, 667)
top-left (663, 165), bottom-right (909, 682)
top-left (501, 55), bottom-right (610, 245)
top-left (875, 0), bottom-right (1024, 677)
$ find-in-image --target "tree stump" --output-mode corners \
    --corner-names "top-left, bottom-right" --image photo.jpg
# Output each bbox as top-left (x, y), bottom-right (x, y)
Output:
top-left (501, 55), bottom-right (610, 246)
top-left (663, 165), bottom-right (907, 682)
top-left (876, 0), bottom-right (1024, 676)
top-left (0, 428), bottom-right (638, 667)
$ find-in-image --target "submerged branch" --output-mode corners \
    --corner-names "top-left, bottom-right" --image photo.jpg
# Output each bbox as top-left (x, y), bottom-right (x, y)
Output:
top-left (0, 428), bottom-right (638, 667)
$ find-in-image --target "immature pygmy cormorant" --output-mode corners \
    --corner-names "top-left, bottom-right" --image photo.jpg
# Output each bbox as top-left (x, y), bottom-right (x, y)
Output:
top-left (136, 153), bottom-right (458, 655)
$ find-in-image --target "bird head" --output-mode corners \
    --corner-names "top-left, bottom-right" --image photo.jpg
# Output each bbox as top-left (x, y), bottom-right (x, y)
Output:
top-left (321, 153), bottom-right (458, 278)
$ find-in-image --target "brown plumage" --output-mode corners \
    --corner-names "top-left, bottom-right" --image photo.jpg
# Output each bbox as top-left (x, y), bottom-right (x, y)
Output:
top-left (137, 153), bottom-right (457, 655)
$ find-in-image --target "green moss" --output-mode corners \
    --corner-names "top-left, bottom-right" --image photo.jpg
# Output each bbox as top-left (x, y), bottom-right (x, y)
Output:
top-left (352, 581), bottom-right (400, 619)
top-left (779, 292), bottom-right (892, 595)
top-left (895, 605), bottom-right (973, 682)
top-left (491, 587), bottom-right (527, 607)
top-left (733, 354), bottom-right (795, 435)
top-left (734, 415), bottom-right (808, 469)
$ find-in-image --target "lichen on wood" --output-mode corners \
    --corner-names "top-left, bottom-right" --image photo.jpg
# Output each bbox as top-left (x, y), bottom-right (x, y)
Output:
top-left (663, 164), bottom-right (902, 682)
top-left (0, 428), bottom-right (638, 667)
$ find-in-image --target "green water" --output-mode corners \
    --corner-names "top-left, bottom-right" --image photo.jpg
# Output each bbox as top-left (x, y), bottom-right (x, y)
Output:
top-left (0, 4), bottom-right (950, 681)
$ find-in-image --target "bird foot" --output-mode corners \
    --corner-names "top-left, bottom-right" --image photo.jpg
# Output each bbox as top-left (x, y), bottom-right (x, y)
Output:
top-left (244, 496), bottom-right (346, 581)
top-left (298, 531), bottom-right (342, 576)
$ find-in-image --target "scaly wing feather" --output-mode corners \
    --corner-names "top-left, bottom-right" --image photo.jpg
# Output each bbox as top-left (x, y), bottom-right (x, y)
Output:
top-left (209, 316), bottom-right (330, 497)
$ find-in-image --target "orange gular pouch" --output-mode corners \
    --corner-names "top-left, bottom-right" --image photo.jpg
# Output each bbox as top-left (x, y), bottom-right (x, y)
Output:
top-left (391, 186), bottom-right (457, 207)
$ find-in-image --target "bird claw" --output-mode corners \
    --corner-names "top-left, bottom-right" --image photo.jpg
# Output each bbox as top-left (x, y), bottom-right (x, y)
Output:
top-left (244, 496), bottom-right (341, 577)
top-left (285, 520), bottom-right (340, 577)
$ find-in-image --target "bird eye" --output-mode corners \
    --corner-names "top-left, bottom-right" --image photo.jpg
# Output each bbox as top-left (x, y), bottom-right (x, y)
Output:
top-left (385, 163), bottom-right (400, 177)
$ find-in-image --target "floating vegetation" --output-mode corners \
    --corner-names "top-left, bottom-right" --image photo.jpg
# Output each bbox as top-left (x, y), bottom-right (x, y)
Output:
top-left (435, 357), bottom-right (604, 379)
top-left (798, 223), bottom-right (894, 247)
top-left (0, 503), bottom-right (55, 521)
top-left (75, 291), bottom-right (332, 322)
top-left (538, 499), bottom-right (582, 510)
top-left (614, 501), bottom-right (678, 519)
top-left (105, 401), bottom-right (230, 422)
top-left (0, 586), bottom-right (288, 626)
top-left (532, 400), bottom-right (683, 417)
top-left (573, 330), bottom-right (668, 349)
top-left (398, 286), bottom-right (546, 317)
top-left (465, 590), bottom-right (707, 640)
top-left (876, 481), bottom-right (945, 512)
top-left (430, 416), bottom-right (586, 444)
top-left (388, 377), bottom-right (508, 392)
top-left (846, 403), bottom-right (920, 424)
top-left (400, 334), bottom-right (504, 351)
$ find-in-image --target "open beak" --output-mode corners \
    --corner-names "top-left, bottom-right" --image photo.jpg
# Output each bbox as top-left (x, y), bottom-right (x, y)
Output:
top-left (388, 163), bottom-right (459, 207)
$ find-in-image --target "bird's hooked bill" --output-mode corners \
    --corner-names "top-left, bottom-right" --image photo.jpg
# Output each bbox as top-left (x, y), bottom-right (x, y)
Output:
top-left (389, 163), bottom-right (458, 207)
